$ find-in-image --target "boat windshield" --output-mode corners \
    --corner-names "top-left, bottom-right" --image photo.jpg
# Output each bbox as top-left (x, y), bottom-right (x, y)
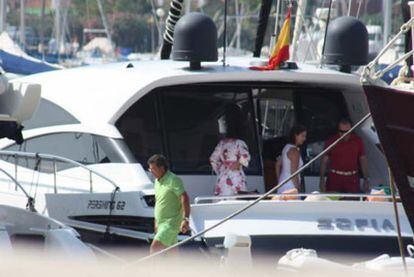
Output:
top-left (1, 132), bottom-right (137, 171)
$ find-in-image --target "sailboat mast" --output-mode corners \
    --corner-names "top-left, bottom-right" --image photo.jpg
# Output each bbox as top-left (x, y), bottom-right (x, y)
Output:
top-left (39, 0), bottom-right (46, 59)
top-left (383, 0), bottom-right (391, 47)
top-left (20, 0), bottom-right (26, 48)
top-left (96, 0), bottom-right (113, 53)
top-left (292, 0), bottom-right (307, 61)
top-left (0, 0), bottom-right (6, 33)
top-left (271, 0), bottom-right (282, 52)
top-left (54, 0), bottom-right (61, 53)
top-left (235, 0), bottom-right (241, 50)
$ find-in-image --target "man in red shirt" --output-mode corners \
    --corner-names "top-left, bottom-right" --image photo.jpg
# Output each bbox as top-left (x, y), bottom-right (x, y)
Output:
top-left (319, 118), bottom-right (369, 193)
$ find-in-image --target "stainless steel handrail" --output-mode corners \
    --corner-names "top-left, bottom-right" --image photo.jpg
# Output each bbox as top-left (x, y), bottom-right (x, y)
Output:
top-left (0, 167), bottom-right (36, 211)
top-left (194, 193), bottom-right (399, 204)
top-left (0, 150), bottom-right (120, 192)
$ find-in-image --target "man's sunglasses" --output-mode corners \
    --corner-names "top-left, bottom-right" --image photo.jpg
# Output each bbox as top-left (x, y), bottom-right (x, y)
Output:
top-left (338, 129), bottom-right (350, 134)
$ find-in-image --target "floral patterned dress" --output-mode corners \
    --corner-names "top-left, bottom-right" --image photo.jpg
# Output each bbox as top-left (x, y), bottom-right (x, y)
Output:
top-left (209, 138), bottom-right (251, 196)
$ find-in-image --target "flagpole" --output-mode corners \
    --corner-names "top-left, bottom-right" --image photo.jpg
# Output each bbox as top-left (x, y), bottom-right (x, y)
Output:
top-left (250, 4), bottom-right (291, 71)
top-left (271, 0), bottom-right (282, 55)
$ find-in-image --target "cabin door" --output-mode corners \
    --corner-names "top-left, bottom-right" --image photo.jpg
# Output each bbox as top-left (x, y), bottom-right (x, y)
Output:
top-left (255, 86), bottom-right (348, 192)
top-left (255, 87), bottom-right (296, 192)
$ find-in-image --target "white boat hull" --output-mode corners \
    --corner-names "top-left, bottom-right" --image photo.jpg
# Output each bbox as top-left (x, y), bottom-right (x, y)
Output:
top-left (191, 199), bottom-right (413, 255)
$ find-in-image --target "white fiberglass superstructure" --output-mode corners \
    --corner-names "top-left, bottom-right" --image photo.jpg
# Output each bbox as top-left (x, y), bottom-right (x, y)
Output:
top-left (5, 58), bottom-right (387, 197)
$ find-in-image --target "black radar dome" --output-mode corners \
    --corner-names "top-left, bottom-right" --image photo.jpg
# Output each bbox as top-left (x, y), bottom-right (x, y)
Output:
top-left (323, 16), bottom-right (368, 70)
top-left (172, 12), bottom-right (218, 70)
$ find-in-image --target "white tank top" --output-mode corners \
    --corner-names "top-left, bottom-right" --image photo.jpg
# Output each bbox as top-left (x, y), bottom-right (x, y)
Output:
top-left (278, 144), bottom-right (303, 193)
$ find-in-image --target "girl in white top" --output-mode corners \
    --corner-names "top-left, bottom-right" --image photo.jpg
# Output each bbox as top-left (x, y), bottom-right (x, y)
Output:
top-left (276, 125), bottom-right (307, 193)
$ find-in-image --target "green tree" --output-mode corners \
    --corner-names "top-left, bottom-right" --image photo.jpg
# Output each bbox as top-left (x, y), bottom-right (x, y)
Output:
top-left (112, 15), bottom-right (151, 51)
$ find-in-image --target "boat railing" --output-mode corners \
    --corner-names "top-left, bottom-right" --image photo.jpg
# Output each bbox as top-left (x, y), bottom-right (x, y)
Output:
top-left (0, 150), bottom-right (120, 194)
top-left (194, 193), bottom-right (399, 204)
top-left (361, 3), bottom-right (414, 84)
top-left (0, 167), bottom-right (36, 211)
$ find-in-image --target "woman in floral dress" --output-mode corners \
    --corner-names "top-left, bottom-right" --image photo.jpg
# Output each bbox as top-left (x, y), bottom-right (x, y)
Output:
top-left (209, 105), bottom-right (251, 196)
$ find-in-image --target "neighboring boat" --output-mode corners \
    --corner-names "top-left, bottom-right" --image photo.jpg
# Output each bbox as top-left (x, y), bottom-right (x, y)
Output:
top-left (0, 154), bottom-right (95, 258)
top-left (361, 1), bottom-right (414, 235)
top-left (0, 203), bottom-right (95, 259)
top-left (75, 37), bottom-right (116, 66)
top-left (276, 248), bottom-right (414, 273)
top-left (0, 32), bottom-right (61, 76)
top-left (0, 75), bottom-right (94, 259)
top-left (0, 148), bottom-right (155, 241)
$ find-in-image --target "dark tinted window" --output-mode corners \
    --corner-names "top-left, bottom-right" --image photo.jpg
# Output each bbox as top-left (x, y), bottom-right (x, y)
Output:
top-left (24, 99), bottom-right (79, 130)
top-left (295, 89), bottom-right (348, 143)
top-left (3, 133), bottom-right (135, 171)
top-left (116, 93), bottom-right (163, 166)
top-left (161, 87), bottom-right (260, 174)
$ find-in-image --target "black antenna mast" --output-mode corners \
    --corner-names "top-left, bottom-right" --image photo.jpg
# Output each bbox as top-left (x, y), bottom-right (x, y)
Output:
top-left (253, 0), bottom-right (273, 57)
top-left (320, 0), bottom-right (333, 67)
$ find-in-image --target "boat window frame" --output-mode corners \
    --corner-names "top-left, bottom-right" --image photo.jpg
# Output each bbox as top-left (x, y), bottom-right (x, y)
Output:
top-left (1, 132), bottom-right (136, 172)
top-left (154, 84), bottom-right (263, 176)
top-left (117, 81), bottom-right (349, 177)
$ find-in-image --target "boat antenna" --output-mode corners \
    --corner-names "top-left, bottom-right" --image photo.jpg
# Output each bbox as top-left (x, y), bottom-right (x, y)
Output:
top-left (253, 0), bottom-right (273, 57)
top-left (160, 0), bottom-right (185, 60)
top-left (320, 0), bottom-right (334, 67)
top-left (223, 0), bottom-right (228, 67)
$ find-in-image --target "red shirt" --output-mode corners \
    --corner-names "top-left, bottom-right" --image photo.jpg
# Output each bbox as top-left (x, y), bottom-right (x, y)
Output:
top-left (324, 133), bottom-right (365, 171)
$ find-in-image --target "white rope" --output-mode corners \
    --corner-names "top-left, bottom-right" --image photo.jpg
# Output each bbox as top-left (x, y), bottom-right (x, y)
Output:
top-left (125, 113), bottom-right (372, 267)
top-left (362, 17), bottom-right (414, 83)
top-left (373, 49), bottom-right (414, 80)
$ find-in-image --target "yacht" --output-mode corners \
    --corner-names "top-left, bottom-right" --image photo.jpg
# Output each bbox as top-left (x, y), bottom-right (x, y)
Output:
top-left (362, 1), bottom-right (414, 244)
top-left (0, 10), bottom-right (410, 257)
top-left (0, 71), bottom-right (94, 259)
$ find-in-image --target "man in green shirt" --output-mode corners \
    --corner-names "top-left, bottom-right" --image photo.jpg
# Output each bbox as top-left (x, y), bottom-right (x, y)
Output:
top-left (148, 154), bottom-right (191, 254)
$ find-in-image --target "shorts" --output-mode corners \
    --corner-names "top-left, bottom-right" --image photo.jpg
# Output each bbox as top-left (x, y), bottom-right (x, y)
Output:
top-left (326, 172), bottom-right (360, 193)
top-left (154, 222), bottom-right (180, 247)
top-left (277, 181), bottom-right (296, 193)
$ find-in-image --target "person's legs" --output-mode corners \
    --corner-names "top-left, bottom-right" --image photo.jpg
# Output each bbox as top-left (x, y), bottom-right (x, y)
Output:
top-left (344, 175), bottom-right (361, 193)
top-left (150, 222), bottom-right (179, 254)
top-left (150, 239), bottom-right (167, 254)
top-left (326, 172), bottom-right (341, 192)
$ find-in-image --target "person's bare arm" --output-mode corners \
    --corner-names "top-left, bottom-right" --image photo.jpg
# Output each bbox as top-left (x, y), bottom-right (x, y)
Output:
top-left (319, 155), bottom-right (330, 192)
top-left (180, 192), bottom-right (191, 233)
top-left (275, 158), bottom-right (282, 181)
top-left (359, 155), bottom-right (369, 192)
top-left (287, 148), bottom-right (300, 188)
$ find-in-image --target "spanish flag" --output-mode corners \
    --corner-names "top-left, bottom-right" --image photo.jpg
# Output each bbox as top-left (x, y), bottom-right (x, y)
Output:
top-left (251, 8), bottom-right (291, 70)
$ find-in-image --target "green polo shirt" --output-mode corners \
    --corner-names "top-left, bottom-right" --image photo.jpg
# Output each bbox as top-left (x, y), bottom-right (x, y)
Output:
top-left (154, 171), bottom-right (185, 226)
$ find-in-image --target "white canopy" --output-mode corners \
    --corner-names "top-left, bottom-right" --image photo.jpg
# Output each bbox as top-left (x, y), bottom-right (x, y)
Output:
top-left (82, 37), bottom-right (113, 55)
